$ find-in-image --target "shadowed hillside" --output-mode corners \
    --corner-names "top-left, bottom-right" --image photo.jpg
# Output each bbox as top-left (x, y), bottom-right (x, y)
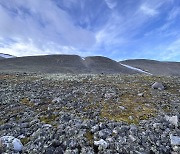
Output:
top-left (84, 56), bottom-right (138, 74)
top-left (121, 59), bottom-right (180, 76)
top-left (0, 55), bottom-right (139, 74)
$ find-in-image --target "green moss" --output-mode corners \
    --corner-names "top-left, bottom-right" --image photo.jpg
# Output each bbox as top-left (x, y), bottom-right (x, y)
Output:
top-left (20, 97), bottom-right (34, 106)
top-left (100, 93), bottom-right (156, 124)
top-left (84, 131), bottom-right (94, 145)
top-left (162, 105), bottom-right (172, 113)
top-left (39, 115), bottom-right (57, 124)
top-left (0, 120), bottom-right (4, 125)
top-left (20, 137), bottom-right (30, 145)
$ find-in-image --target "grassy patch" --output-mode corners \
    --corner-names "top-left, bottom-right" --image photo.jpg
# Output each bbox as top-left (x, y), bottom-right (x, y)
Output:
top-left (20, 97), bottom-right (34, 106)
top-left (100, 93), bottom-right (156, 124)
top-left (39, 114), bottom-right (58, 124)
top-left (84, 131), bottom-right (94, 145)
top-left (20, 137), bottom-right (30, 145)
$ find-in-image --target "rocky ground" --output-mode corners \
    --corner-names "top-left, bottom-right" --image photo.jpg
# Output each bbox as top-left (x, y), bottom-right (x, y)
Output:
top-left (0, 73), bottom-right (179, 154)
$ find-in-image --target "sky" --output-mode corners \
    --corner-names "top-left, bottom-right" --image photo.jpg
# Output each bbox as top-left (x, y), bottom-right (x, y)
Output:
top-left (0, 0), bottom-right (180, 61)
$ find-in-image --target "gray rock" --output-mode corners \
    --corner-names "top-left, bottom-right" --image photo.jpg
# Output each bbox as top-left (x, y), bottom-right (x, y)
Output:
top-left (91, 125), bottom-right (99, 133)
top-left (81, 146), bottom-right (95, 154)
top-left (170, 135), bottom-right (180, 146)
top-left (0, 136), bottom-right (23, 152)
top-left (45, 146), bottom-right (55, 154)
top-left (94, 139), bottom-right (108, 150)
top-left (151, 82), bottom-right (165, 90)
top-left (98, 129), bottom-right (112, 139)
top-left (54, 146), bottom-right (64, 154)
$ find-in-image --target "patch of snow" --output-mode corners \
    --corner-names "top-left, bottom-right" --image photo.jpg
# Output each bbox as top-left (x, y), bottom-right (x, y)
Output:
top-left (170, 134), bottom-right (180, 145)
top-left (81, 57), bottom-right (85, 60)
top-left (120, 63), bottom-right (152, 75)
top-left (0, 136), bottom-right (23, 151)
top-left (43, 124), bottom-right (52, 128)
top-left (165, 115), bottom-right (178, 126)
top-left (0, 53), bottom-right (14, 58)
top-left (94, 139), bottom-right (108, 149)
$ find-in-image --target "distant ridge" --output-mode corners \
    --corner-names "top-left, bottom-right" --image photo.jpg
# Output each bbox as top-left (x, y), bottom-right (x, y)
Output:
top-left (0, 55), bottom-right (139, 74)
top-left (120, 59), bottom-right (180, 76)
top-left (0, 55), bottom-right (179, 75)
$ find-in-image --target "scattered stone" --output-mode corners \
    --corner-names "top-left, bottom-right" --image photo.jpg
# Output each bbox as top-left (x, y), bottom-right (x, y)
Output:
top-left (119, 106), bottom-right (125, 110)
top-left (0, 73), bottom-right (179, 153)
top-left (165, 115), bottom-right (178, 126)
top-left (94, 139), bottom-right (108, 149)
top-left (151, 82), bottom-right (165, 90)
top-left (138, 92), bottom-right (144, 97)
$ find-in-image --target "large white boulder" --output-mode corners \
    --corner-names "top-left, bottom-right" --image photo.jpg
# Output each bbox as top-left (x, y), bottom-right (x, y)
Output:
top-left (165, 115), bottom-right (178, 126)
top-left (170, 135), bottom-right (180, 146)
top-left (94, 139), bottom-right (108, 149)
top-left (0, 136), bottom-right (23, 152)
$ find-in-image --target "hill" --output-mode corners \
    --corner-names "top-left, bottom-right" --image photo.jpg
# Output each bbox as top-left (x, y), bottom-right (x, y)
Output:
top-left (120, 59), bottom-right (180, 76)
top-left (0, 55), bottom-right (139, 74)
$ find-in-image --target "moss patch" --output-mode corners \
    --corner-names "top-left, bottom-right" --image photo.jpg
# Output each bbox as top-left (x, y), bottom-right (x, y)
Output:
top-left (20, 97), bottom-right (34, 106)
top-left (84, 131), bottom-right (94, 145)
top-left (39, 114), bottom-right (58, 124)
top-left (100, 93), bottom-right (156, 124)
top-left (20, 137), bottom-right (30, 145)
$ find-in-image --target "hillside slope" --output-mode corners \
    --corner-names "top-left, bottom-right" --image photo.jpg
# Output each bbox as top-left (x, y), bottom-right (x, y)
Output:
top-left (121, 59), bottom-right (180, 76)
top-left (0, 55), bottom-right (139, 74)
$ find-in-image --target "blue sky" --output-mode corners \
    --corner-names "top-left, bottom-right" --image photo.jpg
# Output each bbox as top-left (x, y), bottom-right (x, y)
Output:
top-left (0, 0), bottom-right (180, 61)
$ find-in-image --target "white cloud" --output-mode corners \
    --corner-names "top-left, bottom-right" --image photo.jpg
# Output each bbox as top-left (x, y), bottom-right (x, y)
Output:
top-left (0, 0), bottom-right (96, 57)
top-left (140, 5), bottom-right (158, 16)
top-left (167, 7), bottom-right (180, 20)
top-left (155, 39), bottom-right (180, 61)
top-left (104, 0), bottom-right (117, 9)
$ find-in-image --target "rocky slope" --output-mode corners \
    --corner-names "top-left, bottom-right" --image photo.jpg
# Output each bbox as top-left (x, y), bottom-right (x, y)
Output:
top-left (0, 73), bottom-right (179, 153)
top-left (121, 59), bottom-right (180, 76)
top-left (0, 55), bottom-right (140, 74)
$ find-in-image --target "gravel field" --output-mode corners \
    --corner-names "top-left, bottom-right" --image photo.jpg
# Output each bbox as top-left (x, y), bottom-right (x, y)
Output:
top-left (0, 73), bottom-right (179, 154)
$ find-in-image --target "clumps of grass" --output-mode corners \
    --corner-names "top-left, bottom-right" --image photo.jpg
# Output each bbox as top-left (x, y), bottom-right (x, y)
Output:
top-left (20, 97), bottom-right (34, 106)
top-left (39, 114), bottom-right (58, 124)
top-left (20, 137), bottom-right (30, 145)
top-left (0, 120), bottom-right (4, 125)
top-left (84, 131), bottom-right (94, 145)
top-left (162, 104), bottom-right (172, 113)
top-left (100, 93), bottom-right (156, 124)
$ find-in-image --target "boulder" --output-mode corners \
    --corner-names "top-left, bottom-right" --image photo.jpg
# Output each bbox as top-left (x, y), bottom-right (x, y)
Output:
top-left (151, 82), bottom-right (165, 90)
top-left (0, 136), bottom-right (23, 152)
top-left (94, 139), bottom-right (108, 149)
top-left (170, 135), bottom-right (180, 146)
top-left (165, 115), bottom-right (178, 127)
